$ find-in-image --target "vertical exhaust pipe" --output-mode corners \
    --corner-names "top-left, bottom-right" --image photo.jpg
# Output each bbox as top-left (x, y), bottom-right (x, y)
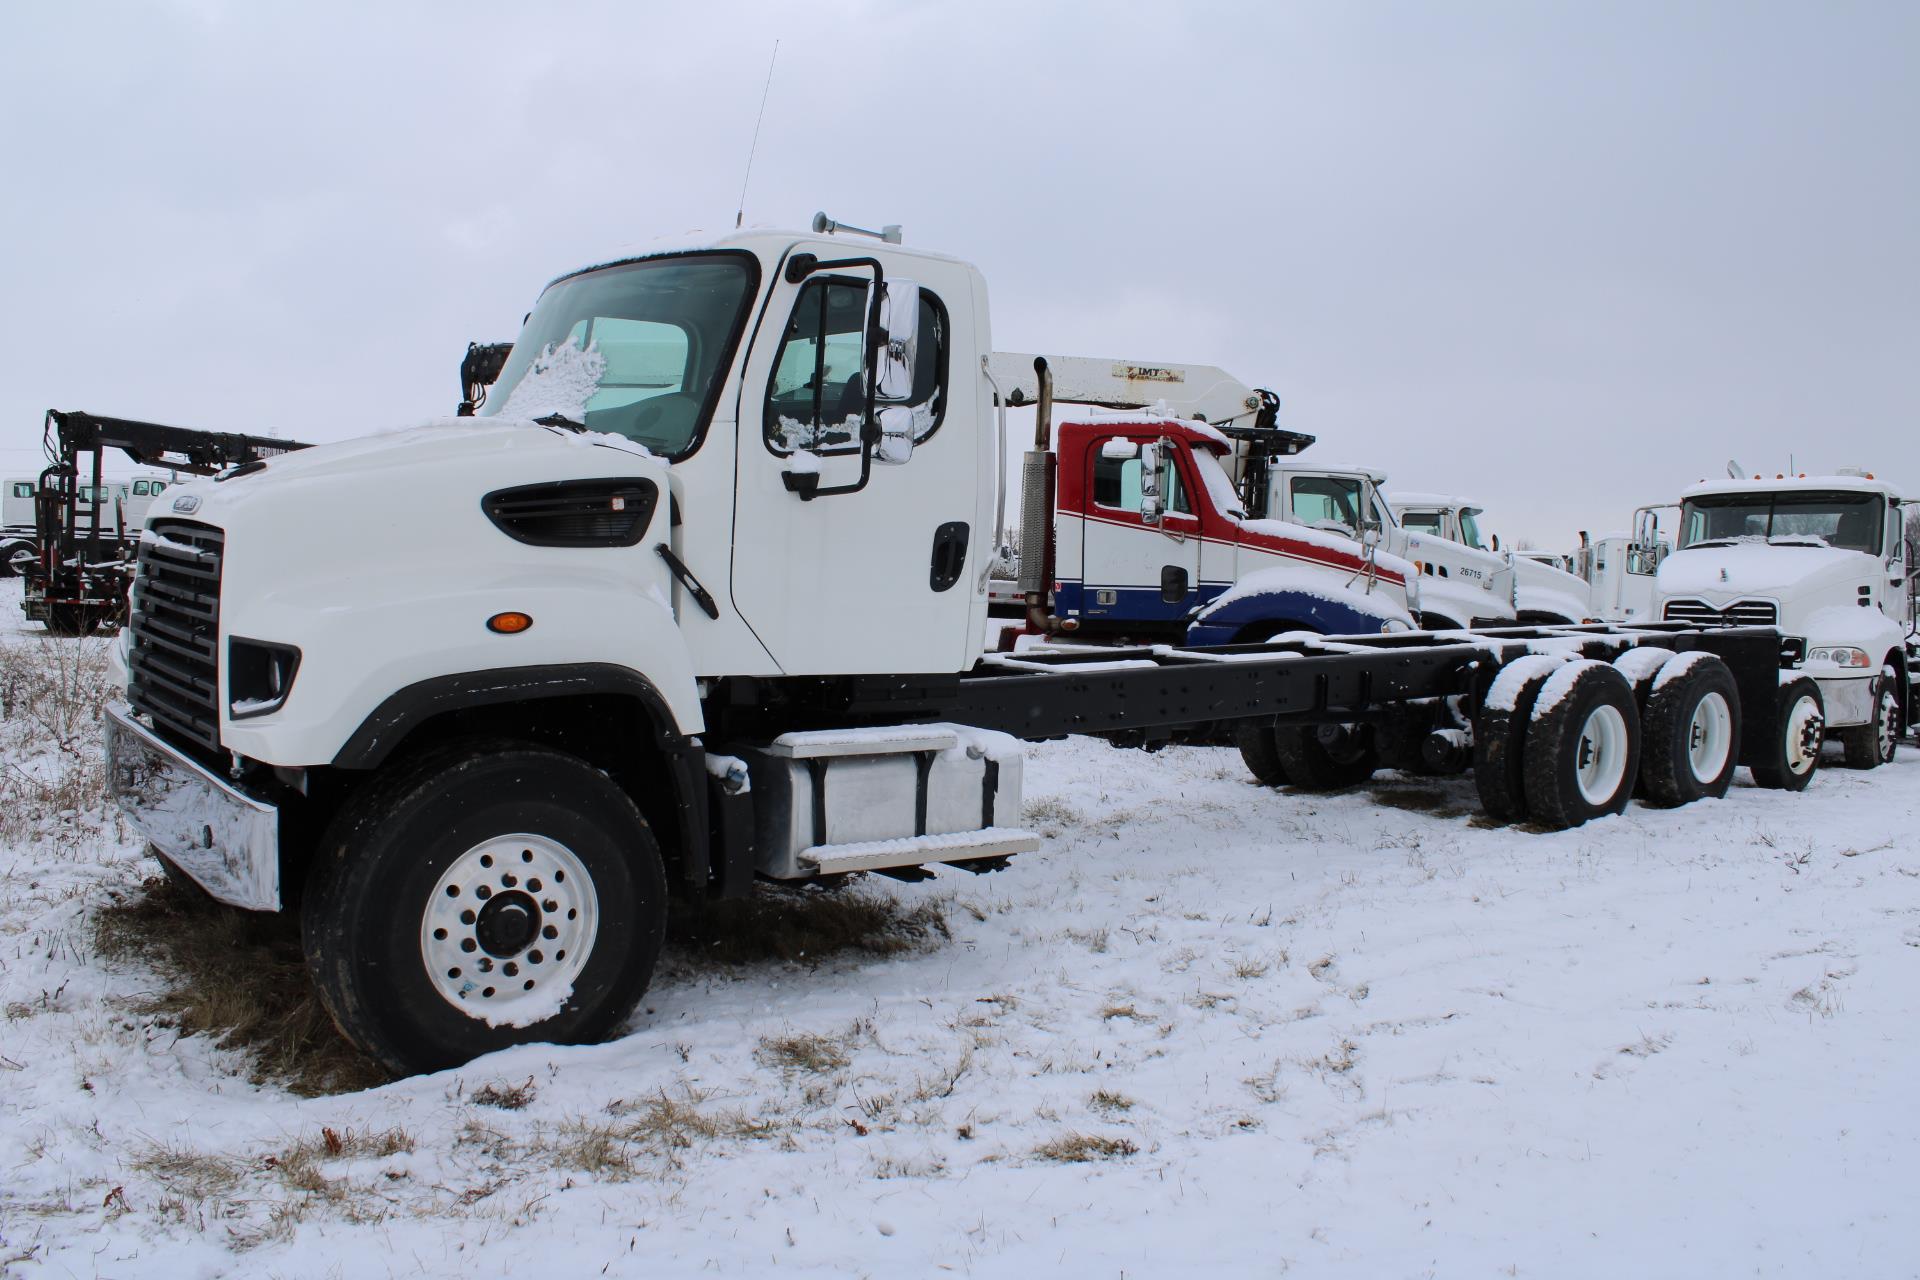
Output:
top-left (1019, 357), bottom-right (1059, 634)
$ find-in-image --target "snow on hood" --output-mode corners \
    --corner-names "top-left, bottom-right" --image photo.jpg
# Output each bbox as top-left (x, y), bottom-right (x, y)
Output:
top-left (1658, 542), bottom-right (1873, 598)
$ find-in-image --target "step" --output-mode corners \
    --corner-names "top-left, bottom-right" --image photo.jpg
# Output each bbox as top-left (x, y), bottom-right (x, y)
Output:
top-left (765, 725), bottom-right (960, 759)
top-left (798, 827), bottom-right (1042, 875)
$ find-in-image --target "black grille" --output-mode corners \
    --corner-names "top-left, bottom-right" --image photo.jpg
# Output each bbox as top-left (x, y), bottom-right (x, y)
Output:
top-left (128, 520), bottom-right (223, 752)
top-left (1663, 598), bottom-right (1778, 627)
top-left (482, 478), bottom-right (658, 548)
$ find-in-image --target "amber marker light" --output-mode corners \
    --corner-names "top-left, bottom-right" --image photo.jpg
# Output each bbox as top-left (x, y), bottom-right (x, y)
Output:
top-left (487, 612), bottom-right (534, 634)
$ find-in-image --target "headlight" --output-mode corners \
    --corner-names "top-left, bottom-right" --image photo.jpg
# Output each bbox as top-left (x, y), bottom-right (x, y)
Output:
top-left (1806, 646), bottom-right (1871, 668)
top-left (229, 637), bottom-right (301, 718)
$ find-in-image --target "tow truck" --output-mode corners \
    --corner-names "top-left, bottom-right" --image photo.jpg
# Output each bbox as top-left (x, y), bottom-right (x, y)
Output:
top-left (21, 412), bottom-right (307, 634)
top-left (100, 220), bottom-right (1824, 1076)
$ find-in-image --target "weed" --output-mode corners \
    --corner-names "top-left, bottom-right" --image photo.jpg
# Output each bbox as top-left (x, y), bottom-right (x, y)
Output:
top-left (1033, 1132), bottom-right (1138, 1163)
top-left (470, 1077), bottom-right (538, 1110)
top-left (756, 1025), bottom-right (859, 1073)
top-left (133, 1143), bottom-right (245, 1200)
top-left (1088, 1089), bottom-right (1133, 1115)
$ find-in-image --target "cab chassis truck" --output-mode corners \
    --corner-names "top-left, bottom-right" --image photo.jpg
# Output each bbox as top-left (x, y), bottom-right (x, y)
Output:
top-left (23, 410), bottom-right (308, 635)
top-left (104, 223), bottom-right (1820, 1077)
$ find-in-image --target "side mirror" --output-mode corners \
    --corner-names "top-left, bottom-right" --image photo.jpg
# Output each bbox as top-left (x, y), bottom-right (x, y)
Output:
top-left (1100, 438), bottom-right (1141, 461)
top-left (874, 405), bottom-right (915, 465)
top-left (1139, 443), bottom-right (1164, 525)
top-left (873, 278), bottom-right (921, 403)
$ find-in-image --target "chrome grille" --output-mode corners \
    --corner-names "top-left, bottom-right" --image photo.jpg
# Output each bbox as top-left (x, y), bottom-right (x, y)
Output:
top-left (128, 520), bottom-right (223, 752)
top-left (1662, 598), bottom-right (1778, 627)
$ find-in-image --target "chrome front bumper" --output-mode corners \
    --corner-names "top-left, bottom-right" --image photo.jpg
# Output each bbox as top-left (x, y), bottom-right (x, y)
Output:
top-left (104, 702), bottom-right (281, 911)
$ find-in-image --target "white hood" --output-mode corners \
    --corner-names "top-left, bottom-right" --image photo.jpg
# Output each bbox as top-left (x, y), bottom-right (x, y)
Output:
top-left (1658, 542), bottom-right (1872, 601)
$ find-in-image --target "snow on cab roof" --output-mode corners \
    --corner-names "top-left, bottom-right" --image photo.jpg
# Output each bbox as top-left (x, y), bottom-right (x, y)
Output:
top-left (1680, 473), bottom-right (1905, 502)
top-left (1387, 491), bottom-right (1476, 510)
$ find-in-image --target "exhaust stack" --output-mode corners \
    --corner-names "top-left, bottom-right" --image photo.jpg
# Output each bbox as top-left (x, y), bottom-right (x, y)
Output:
top-left (1019, 357), bottom-right (1060, 635)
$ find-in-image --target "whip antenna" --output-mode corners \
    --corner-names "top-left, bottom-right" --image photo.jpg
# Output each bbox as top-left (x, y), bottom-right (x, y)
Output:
top-left (735, 40), bottom-right (780, 229)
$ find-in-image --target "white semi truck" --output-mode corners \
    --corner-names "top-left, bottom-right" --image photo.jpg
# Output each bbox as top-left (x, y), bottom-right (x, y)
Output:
top-left (1642, 472), bottom-right (1911, 769)
top-left (1387, 493), bottom-right (1595, 626)
top-left (101, 222), bottom-right (1830, 1076)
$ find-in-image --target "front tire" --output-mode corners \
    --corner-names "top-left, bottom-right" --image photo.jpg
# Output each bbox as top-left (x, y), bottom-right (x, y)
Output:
top-left (1749, 677), bottom-right (1824, 791)
top-left (1837, 678), bottom-right (1898, 770)
top-left (302, 743), bottom-right (667, 1077)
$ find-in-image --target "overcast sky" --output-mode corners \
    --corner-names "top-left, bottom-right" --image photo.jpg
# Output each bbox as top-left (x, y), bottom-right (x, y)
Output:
top-left (3, 1), bottom-right (1914, 546)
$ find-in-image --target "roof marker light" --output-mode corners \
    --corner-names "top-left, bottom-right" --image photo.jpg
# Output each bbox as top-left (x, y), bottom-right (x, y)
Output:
top-left (488, 612), bottom-right (534, 634)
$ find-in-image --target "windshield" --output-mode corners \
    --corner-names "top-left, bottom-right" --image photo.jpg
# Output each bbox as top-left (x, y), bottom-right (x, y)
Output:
top-left (1680, 490), bottom-right (1884, 554)
top-left (1457, 509), bottom-right (1486, 550)
top-left (481, 252), bottom-right (758, 457)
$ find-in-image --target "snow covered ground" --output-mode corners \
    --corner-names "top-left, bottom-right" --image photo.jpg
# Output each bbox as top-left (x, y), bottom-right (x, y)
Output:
top-left (2, 573), bottom-right (1918, 1277)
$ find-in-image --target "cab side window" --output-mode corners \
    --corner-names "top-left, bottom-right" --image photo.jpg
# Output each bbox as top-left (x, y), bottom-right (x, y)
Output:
top-left (1290, 476), bottom-right (1362, 529)
top-left (1092, 447), bottom-right (1190, 516)
top-left (765, 278), bottom-right (947, 454)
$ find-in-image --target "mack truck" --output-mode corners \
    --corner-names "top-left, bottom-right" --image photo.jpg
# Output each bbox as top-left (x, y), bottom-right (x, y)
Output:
top-left (1637, 471), bottom-right (1912, 769)
top-left (102, 221), bottom-right (1830, 1077)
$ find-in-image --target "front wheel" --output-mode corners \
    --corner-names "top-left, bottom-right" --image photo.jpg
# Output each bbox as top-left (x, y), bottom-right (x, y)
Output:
top-left (302, 743), bottom-right (667, 1077)
top-left (1837, 678), bottom-right (1899, 770)
top-left (1749, 677), bottom-right (1824, 791)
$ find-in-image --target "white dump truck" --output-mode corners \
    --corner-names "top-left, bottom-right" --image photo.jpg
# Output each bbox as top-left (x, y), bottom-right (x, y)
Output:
top-left (1641, 471), bottom-right (1911, 769)
top-left (100, 221), bottom-right (1829, 1076)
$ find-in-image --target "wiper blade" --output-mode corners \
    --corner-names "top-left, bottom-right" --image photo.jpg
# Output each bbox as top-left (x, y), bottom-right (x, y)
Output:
top-left (534, 413), bottom-right (587, 433)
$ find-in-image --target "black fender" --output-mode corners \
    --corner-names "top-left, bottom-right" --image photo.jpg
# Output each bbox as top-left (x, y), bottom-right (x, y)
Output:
top-left (330, 663), bottom-right (728, 896)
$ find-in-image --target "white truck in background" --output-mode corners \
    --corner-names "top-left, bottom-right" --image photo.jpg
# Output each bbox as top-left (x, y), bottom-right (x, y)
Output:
top-left (1385, 493), bottom-right (1593, 626)
top-left (2, 472), bottom-right (175, 578)
top-left (1639, 471), bottom-right (1912, 768)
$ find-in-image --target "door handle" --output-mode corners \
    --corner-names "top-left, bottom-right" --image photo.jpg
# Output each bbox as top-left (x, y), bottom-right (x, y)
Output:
top-left (930, 521), bottom-right (969, 592)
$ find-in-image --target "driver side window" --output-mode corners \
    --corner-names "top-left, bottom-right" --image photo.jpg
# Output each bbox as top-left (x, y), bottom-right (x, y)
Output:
top-left (765, 278), bottom-right (948, 455)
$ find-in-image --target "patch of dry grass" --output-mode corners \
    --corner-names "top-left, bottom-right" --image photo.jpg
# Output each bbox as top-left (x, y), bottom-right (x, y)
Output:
top-left (755, 1023), bottom-right (864, 1074)
top-left (469, 1077), bottom-right (538, 1110)
top-left (0, 636), bottom-right (115, 847)
top-left (1033, 1132), bottom-right (1138, 1163)
top-left (93, 873), bottom-right (386, 1096)
top-left (668, 882), bottom-right (949, 966)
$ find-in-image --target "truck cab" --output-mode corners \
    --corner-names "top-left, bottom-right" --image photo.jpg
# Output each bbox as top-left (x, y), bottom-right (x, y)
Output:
top-left (1389, 493), bottom-right (1593, 626)
top-left (1048, 417), bottom-right (1415, 642)
top-left (1646, 473), bottom-right (1911, 766)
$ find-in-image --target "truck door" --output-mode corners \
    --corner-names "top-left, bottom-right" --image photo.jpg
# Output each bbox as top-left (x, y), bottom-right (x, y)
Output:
top-left (1886, 502), bottom-right (1911, 626)
top-left (1078, 435), bottom-right (1202, 623)
top-left (728, 253), bottom-right (985, 675)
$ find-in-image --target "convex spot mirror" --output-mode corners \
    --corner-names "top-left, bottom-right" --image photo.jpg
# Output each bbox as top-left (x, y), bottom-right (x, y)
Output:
top-left (1100, 438), bottom-right (1141, 461)
top-left (873, 278), bottom-right (921, 403)
top-left (875, 405), bottom-right (915, 465)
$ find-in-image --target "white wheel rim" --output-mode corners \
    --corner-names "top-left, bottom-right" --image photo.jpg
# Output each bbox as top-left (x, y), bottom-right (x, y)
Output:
top-left (1783, 695), bottom-right (1823, 775)
top-left (1575, 703), bottom-right (1631, 805)
top-left (1686, 691), bottom-right (1733, 781)
top-left (420, 833), bottom-right (599, 1025)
